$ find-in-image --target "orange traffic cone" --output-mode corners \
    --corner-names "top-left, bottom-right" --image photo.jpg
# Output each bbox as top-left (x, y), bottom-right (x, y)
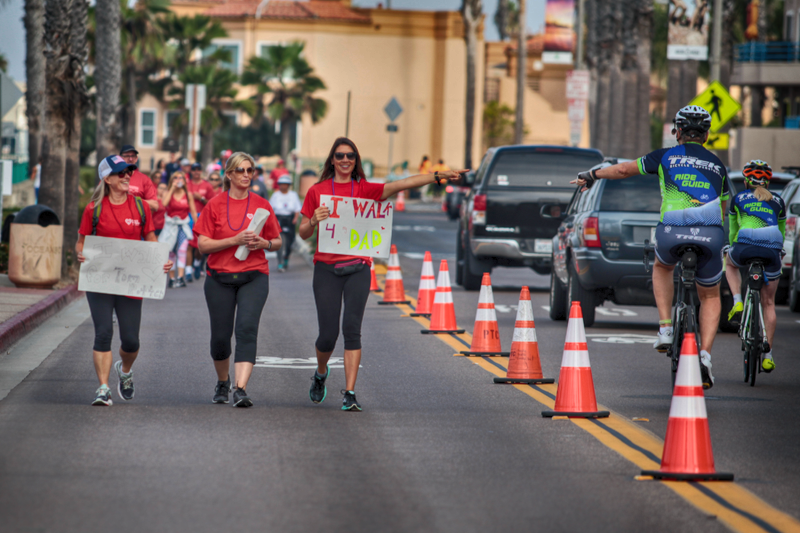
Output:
top-left (421, 260), bottom-right (465, 334)
top-left (396, 191), bottom-right (406, 212)
top-left (378, 245), bottom-right (410, 305)
top-left (542, 301), bottom-right (609, 418)
top-left (641, 334), bottom-right (733, 481)
top-left (461, 273), bottom-right (510, 356)
top-left (370, 262), bottom-right (380, 292)
top-left (410, 252), bottom-right (436, 317)
top-left (493, 287), bottom-right (555, 384)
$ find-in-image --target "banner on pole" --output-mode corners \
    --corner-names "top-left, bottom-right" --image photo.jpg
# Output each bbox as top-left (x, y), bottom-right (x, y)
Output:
top-left (317, 194), bottom-right (393, 258)
top-left (543, 0), bottom-right (576, 65)
top-left (78, 236), bottom-right (170, 299)
top-left (667, 0), bottom-right (709, 60)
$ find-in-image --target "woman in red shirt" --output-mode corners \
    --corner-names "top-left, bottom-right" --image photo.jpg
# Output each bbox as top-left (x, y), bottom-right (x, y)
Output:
top-left (149, 170), bottom-right (166, 236)
top-left (158, 171), bottom-right (197, 288)
top-left (299, 137), bottom-right (464, 411)
top-left (75, 155), bottom-right (173, 406)
top-left (195, 152), bottom-right (282, 408)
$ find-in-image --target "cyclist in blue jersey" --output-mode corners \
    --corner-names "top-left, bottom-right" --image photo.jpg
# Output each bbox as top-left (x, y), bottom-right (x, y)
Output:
top-left (574, 105), bottom-right (728, 389)
top-left (726, 160), bottom-right (786, 373)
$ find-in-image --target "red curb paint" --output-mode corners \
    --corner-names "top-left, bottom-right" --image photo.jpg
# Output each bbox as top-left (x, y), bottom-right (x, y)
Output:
top-left (0, 285), bottom-right (82, 353)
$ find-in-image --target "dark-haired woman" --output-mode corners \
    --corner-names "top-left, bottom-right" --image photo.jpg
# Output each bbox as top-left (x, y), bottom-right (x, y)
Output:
top-left (195, 152), bottom-right (282, 408)
top-left (76, 155), bottom-right (173, 406)
top-left (299, 137), bottom-right (465, 411)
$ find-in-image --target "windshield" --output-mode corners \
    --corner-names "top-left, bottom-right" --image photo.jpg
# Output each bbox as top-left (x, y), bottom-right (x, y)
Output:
top-left (599, 176), bottom-right (662, 213)
top-left (487, 150), bottom-right (603, 188)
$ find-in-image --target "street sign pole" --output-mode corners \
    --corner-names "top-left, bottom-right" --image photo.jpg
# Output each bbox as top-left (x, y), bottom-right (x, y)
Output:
top-left (387, 123), bottom-right (394, 175)
top-left (383, 97), bottom-right (403, 177)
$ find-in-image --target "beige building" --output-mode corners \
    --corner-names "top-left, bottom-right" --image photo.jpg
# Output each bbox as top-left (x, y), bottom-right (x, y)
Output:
top-left (135, 0), bottom-right (485, 176)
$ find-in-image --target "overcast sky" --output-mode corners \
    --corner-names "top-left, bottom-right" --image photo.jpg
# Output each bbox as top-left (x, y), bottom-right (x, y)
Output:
top-left (0, 0), bottom-right (546, 83)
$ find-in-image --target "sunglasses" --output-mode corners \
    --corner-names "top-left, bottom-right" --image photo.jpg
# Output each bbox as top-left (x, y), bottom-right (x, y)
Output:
top-left (117, 169), bottom-right (134, 177)
top-left (233, 167), bottom-right (255, 175)
top-left (334, 152), bottom-right (357, 161)
top-left (209, 177), bottom-right (221, 182)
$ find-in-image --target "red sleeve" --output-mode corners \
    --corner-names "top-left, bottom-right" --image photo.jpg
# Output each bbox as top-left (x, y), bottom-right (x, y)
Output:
top-left (362, 181), bottom-right (385, 201)
top-left (205, 183), bottom-right (215, 202)
top-left (262, 207), bottom-right (281, 240)
top-left (78, 203), bottom-right (95, 236)
top-left (193, 199), bottom-right (216, 238)
top-left (141, 174), bottom-right (157, 201)
top-left (301, 187), bottom-right (319, 219)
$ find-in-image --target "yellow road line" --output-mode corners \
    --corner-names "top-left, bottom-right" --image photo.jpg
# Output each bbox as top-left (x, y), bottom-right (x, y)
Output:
top-left (372, 271), bottom-right (800, 532)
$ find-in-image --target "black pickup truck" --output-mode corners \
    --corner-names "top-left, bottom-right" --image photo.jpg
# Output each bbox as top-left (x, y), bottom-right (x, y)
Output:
top-left (456, 145), bottom-right (605, 290)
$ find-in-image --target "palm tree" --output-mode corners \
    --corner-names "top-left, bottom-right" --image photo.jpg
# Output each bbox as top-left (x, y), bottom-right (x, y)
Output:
top-left (241, 42), bottom-right (327, 159)
top-left (158, 14), bottom-right (229, 71)
top-left (24, 0), bottom-right (46, 172)
top-left (461, 0), bottom-right (482, 169)
top-left (168, 65), bottom-right (255, 164)
top-left (94, 0), bottom-right (122, 159)
top-left (494, 0), bottom-right (510, 41)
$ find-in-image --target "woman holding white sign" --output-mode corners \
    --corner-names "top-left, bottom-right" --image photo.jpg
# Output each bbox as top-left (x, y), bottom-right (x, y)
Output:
top-left (299, 137), bottom-right (465, 411)
top-left (195, 152), bottom-right (282, 408)
top-left (76, 155), bottom-right (174, 407)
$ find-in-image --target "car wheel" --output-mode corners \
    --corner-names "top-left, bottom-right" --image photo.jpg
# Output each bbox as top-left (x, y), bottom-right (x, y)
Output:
top-left (718, 290), bottom-right (738, 333)
top-left (462, 237), bottom-right (487, 291)
top-left (790, 259), bottom-right (800, 313)
top-left (549, 266), bottom-right (567, 321)
top-left (567, 262), bottom-right (595, 327)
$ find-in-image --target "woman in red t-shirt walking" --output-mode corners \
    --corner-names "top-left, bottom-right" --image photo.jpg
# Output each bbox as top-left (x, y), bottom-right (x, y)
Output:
top-left (159, 171), bottom-right (197, 288)
top-left (75, 155), bottom-right (173, 406)
top-left (195, 152), bottom-right (282, 408)
top-left (299, 137), bottom-right (464, 411)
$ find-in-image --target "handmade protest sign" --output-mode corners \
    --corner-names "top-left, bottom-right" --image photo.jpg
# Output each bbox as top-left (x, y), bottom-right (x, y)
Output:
top-left (78, 236), bottom-right (170, 299)
top-left (317, 194), bottom-right (393, 258)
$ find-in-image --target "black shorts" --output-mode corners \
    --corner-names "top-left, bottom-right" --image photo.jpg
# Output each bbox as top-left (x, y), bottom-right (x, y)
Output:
top-left (654, 223), bottom-right (725, 287)
top-left (728, 244), bottom-right (782, 281)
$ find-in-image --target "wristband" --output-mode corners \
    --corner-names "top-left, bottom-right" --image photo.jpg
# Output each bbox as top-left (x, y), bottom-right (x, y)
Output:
top-left (591, 169), bottom-right (599, 181)
top-left (267, 240), bottom-right (272, 251)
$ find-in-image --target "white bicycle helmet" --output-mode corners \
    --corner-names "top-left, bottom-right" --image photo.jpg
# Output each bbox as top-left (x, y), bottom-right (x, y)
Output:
top-left (672, 105), bottom-right (712, 135)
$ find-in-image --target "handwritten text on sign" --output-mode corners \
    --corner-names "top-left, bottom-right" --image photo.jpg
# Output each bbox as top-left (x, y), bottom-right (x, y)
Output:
top-left (317, 194), bottom-right (393, 258)
top-left (78, 236), bottom-right (170, 299)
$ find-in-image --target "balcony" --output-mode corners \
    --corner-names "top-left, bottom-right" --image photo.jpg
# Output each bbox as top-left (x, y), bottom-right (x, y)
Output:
top-left (735, 42), bottom-right (800, 63)
top-left (732, 42), bottom-right (800, 86)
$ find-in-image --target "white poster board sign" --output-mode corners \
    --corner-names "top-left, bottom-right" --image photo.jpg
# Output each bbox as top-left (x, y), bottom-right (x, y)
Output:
top-left (78, 236), bottom-right (170, 299)
top-left (317, 194), bottom-right (393, 258)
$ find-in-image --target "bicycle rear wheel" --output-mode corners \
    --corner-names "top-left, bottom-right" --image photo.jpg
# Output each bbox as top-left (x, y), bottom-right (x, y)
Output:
top-left (749, 292), bottom-right (762, 387)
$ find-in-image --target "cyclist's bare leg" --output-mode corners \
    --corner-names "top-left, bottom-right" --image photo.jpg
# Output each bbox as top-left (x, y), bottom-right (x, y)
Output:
top-left (696, 283), bottom-right (721, 352)
top-left (760, 280), bottom-right (779, 346)
top-left (653, 258), bottom-right (676, 323)
top-left (725, 253), bottom-right (742, 295)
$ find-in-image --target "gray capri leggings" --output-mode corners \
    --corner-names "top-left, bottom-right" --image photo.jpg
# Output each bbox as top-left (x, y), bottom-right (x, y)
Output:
top-left (313, 263), bottom-right (371, 352)
top-left (203, 272), bottom-right (270, 364)
top-left (86, 292), bottom-right (143, 353)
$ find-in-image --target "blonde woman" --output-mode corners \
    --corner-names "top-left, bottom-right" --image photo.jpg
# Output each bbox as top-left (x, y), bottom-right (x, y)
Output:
top-left (159, 171), bottom-right (197, 288)
top-left (195, 152), bottom-right (282, 407)
top-left (75, 155), bottom-right (173, 406)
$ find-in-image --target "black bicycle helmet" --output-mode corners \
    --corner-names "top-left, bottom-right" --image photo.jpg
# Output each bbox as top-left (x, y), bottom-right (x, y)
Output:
top-left (743, 159), bottom-right (772, 187)
top-left (672, 105), bottom-right (712, 135)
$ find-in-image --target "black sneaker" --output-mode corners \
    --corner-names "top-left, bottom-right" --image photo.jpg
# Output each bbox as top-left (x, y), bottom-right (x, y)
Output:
top-left (233, 387), bottom-right (253, 408)
top-left (310, 365), bottom-right (329, 404)
top-left (113, 361), bottom-right (134, 401)
top-left (213, 377), bottom-right (231, 404)
top-left (173, 278), bottom-right (186, 288)
top-left (168, 278), bottom-right (174, 288)
top-left (341, 390), bottom-right (361, 411)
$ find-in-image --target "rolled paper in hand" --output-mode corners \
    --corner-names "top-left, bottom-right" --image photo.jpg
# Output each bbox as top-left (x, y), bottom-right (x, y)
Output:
top-left (234, 208), bottom-right (270, 261)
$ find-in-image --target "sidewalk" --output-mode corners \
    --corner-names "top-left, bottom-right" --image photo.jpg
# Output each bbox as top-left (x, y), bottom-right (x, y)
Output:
top-left (0, 274), bottom-right (82, 353)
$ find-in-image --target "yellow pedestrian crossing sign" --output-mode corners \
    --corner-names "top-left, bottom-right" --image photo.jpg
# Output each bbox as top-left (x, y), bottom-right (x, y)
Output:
top-left (689, 81), bottom-right (741, 133)
top-left (704, 132), bottom-right (729, 150)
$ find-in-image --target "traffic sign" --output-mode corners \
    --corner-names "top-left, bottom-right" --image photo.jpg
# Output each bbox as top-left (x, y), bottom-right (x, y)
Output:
top-left (688, 81), bottom-right (741, 133)
top-left (386, 124), bottom-right (398, 132)
top-left (0, 71), bottom-right (24, 118)
top-left (704, 132), bottom-right (729, 150)
top-left (566, 70), bottom-right (590, 100)
top-left (384, 97), bottom-right (403, 123)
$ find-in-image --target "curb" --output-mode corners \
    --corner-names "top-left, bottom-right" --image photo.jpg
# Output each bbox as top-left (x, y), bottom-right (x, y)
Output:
top-left (0, 285), bottom-right (83, 354)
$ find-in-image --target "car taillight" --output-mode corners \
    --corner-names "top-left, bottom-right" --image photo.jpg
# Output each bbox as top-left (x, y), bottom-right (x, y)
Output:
top-left (786, 216), bottom-right (796, 241)
top-left (583, 216), bottom-right (601, 248)
top-left (472, 194), bottom-right (487, 225)
top-left (445, 185), bottom-right (454, 193)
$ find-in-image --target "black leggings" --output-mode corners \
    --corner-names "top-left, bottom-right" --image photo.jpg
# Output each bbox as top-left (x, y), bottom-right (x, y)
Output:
top-left (203, 272), bottom-right (270, 364)
top-left (276, 215), bottom-right (295, 264)
top-left (313, 263), bottom-right (371, 352)
top-left (86, 292), bottom-right (143, 353)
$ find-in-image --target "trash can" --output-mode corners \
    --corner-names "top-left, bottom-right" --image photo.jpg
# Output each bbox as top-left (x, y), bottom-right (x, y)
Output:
top-left (8, 205), bottom-right (62, 288)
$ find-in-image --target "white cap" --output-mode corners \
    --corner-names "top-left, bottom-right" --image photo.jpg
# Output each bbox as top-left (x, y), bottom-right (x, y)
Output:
top-left (277, 175), bottom-right (293, 185)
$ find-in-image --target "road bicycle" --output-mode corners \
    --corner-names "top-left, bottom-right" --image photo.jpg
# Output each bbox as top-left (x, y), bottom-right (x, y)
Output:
top-left (737, 258), bottom-right (770, 387)
top-left (644, 240), bottom-right (702, 387)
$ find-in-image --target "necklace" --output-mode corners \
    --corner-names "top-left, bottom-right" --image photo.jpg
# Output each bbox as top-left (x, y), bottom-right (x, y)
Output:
top-left (226, 191), bottom-right (251, 231)
top-left (107, 196), bottom-right (138, 236)
top-left (331, 178), bottom-right (355, 197)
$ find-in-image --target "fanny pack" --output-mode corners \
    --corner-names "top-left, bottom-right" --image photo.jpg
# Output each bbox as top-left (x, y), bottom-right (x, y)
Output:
top-left (318, 259), bottom-right (367, 276)
top-left (207, 268), bottom-right (261, 286)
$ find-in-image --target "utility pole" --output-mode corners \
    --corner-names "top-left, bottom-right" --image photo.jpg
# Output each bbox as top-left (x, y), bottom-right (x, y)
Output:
top-left (709, 0), bottom-right (723, 82)
top-left (575, 0), bottom-right (585, 69)
top-left (514, 0), bottom-right (526, 144)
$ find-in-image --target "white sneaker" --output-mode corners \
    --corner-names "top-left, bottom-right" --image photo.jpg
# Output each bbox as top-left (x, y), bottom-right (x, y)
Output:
top-left (700, 350), bottom-right (715, 389)
top-left (653, 329), bottom-right (673, 352)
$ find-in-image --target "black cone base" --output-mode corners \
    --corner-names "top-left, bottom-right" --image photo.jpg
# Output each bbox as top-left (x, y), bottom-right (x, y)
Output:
top-left (462, 351), bottom-right (511, 357)
top-left (493, 376), bottom-right (554, 384)
top-left (378, 300), bottom-right (411, 305)
top-left (409, 312), bottom-right (431, 317)
top-left (640, 470), bottom-right (734, 481)
top-left (542, 410), bottom-right (610, 418)
top-left (421, 329), bottom-right (465, 334)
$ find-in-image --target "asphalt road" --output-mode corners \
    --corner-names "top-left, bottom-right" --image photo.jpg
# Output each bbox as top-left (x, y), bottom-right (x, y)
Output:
top-left (1, 205), bottom-right (799, 533)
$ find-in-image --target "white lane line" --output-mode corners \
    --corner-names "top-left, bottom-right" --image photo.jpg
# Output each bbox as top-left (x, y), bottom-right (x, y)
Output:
top-left (255, 356), bottom-right (362, 369)
top-left (584, 333), bottom-right (657, 344)
top-left (595, 308), bottom-right (639, 317)
top-left (403, 253), bottom-right (425, 260)
top-left (542, 305), bottom-right (551, 312)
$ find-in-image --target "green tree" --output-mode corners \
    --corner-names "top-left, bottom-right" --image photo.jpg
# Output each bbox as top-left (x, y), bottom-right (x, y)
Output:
top-left (241, 42), bottom-right (327, 159)
top-left (0, 54), bottom-right (7, 73)
top-left (158, 14), bottom-right (229, 71)
top-left (483, 101), bottom-right (526, 149)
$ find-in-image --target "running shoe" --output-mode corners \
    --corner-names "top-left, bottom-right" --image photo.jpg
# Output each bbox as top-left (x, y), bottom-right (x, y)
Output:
top-left (113, 361), bottom-right (134, 401)
top-left (168, 278), bottom-right (174, 289)
top-left (727, 301), bottom-right (744, 323)
top-left (92, 385), bottom-right (113, 406)
top-left (193, 267), bottom-right (202, 280)
top-left (173, 278), bottom-right (186, 288)
top-left (762, 353), bottom-right (775, 373)
top-left (309, 365), bottom-right (329, 404)
top-left (185, 274), bottom-right (193, 284)
top-left (233, 387), bottom-right (253, 408)
top-left (341, 390), bottom-right (362, 411)
top-left (653, 329), bottom-right (673, 353)
top-left (700, 351), bottom-right (715, 389)
top-left (213, 377), bottom-right (231, 404)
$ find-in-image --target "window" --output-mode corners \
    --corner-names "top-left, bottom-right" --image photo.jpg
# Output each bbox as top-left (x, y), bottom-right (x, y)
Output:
top-left (164, 110), bottom-right (182, 138)
top-left (204, 40), bottom-right (242, 73)
top-left (220, 111), bottom-right (238, 128)
top-left (487, 150), bottom-right (604, 188)
top-left (139, 109), bottom-right (157, 147)
top-left (599, 176), bottom-right (662, 213)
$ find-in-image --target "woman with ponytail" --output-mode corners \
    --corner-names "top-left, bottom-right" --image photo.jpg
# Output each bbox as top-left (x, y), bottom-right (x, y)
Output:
top-left (726, 160), bottom-right (787, 373)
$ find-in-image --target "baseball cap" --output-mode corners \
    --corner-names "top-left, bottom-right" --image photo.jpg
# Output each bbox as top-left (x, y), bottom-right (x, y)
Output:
top-left (277, 175), bottom-right (292, 185)
top-left (119, 144), bottom-right (138, 155)
top-left (191, 163), bottom-right (202, 171)
top-left (180, 158), bottom-right (191, 166)
top-left (98, 155), bottom-right (136, 180)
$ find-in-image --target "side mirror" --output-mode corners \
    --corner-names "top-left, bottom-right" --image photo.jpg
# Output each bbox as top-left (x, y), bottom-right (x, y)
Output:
top-left (540, 204), bottom-right (565, 219)
top-left (790, 203), bottom-right (800, 216)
